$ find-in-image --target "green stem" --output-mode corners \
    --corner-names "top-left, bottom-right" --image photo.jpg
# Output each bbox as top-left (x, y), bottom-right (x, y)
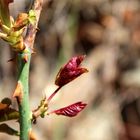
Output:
top-left (15, 1), bottom-right (43, 139)
top-left (17, 51), bottom-right (31, 140)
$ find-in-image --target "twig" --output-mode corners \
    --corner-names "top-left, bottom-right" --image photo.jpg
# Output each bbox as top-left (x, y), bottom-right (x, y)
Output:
top-left (24, 0), bottom-right (44, 49)
top-left (16, 0), bottom-right (44, 140)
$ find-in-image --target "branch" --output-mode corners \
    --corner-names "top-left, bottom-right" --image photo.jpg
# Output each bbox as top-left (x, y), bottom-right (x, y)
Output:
top-left (14, 0), bottom-right (44, 140)
top-left (24, 0), bottom-right (44, 50)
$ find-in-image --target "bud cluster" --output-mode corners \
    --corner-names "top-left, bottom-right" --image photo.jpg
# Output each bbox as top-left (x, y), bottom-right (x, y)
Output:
top-left (0, 8), bottom-right (36, 52)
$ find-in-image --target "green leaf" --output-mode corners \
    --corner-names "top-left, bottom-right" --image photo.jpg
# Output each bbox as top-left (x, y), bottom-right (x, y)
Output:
top-left (0, 0), bottom-right (13, 27)
top-left (0, 107), bottom-right (19, 122)
top-left (0, 123), bottom-right (19, 136)
top-left (1, 98), bottom-right (12, 106)
top-left (28, 10), bottom-right (36, 25)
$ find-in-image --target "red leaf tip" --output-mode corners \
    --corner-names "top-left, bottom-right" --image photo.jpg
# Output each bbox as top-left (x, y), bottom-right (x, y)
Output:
top-left (55, 55), bottom-right (88, 87)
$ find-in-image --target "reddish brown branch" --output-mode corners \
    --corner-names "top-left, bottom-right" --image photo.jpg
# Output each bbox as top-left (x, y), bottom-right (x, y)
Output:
top-left (24, 0), bottom-right (44, 49)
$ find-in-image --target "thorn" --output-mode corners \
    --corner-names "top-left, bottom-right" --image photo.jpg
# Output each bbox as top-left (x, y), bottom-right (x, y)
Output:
top-left (29, 129), bottom-right (37, 140)
top-left (36, 27), bottom-right (40, 31)
top-left (7, 57), bottom-right (15, 62)
top-left (31, 48), bottom-right (36, 54)
top-left (23, 54), bottom-right (28, 63)
top-left (13, 82), bottom-right (23, 104)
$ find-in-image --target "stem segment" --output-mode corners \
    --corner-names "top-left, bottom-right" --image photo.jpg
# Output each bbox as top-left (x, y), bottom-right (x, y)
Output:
top-left (16, 0), bottom-right (44, 139)
top-left (17, 51), bottom-right (31, 140)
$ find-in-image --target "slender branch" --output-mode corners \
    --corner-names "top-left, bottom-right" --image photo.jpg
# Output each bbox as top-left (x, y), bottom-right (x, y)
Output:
top-left (17, 52), bottom-right (31, 140)
top-left (16, 0), bottom-right (44, 140)
top-left (47, 86), bottom-right (61, 102)
top-left (24, 0), bottom-right (44, 49)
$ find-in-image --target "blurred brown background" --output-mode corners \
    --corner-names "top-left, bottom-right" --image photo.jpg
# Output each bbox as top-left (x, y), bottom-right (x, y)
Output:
top-left (0, 0), bottom-right (140, 140)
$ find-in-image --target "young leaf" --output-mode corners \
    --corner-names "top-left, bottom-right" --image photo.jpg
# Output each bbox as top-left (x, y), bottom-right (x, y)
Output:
top-left (0, 107), bottom-right (19, 122)
top-left (50, 102), bottom-right (87, 117)
top-left (55, 55), bottom-right (88, 87)
top-left (13, 13), bottom-right (28, 31)
top-left (28, 10), bottom-right (36, 25)
top-left (0, 0), bottom-right (13, 27)
top-left (0, 98), bottom-right (19, 122)
top-left (0, 123), bottom-right (19, 136)
top-left (0, 97), bottom-right (12, 110)
top-left (1, 97), bottom-right (12, 106)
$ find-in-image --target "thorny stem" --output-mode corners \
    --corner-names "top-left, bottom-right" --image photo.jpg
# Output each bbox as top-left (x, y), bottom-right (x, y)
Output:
top-left (17, 51), bottom-right (31, 140)
top-left (16, 0), bottom-right (44, 139)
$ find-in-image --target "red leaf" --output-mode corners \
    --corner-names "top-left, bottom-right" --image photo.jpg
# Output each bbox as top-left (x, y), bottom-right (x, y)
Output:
top-left (50, 102), bottom-right (87, 117)
top-left (55, 55), bottom-right (88, 87)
